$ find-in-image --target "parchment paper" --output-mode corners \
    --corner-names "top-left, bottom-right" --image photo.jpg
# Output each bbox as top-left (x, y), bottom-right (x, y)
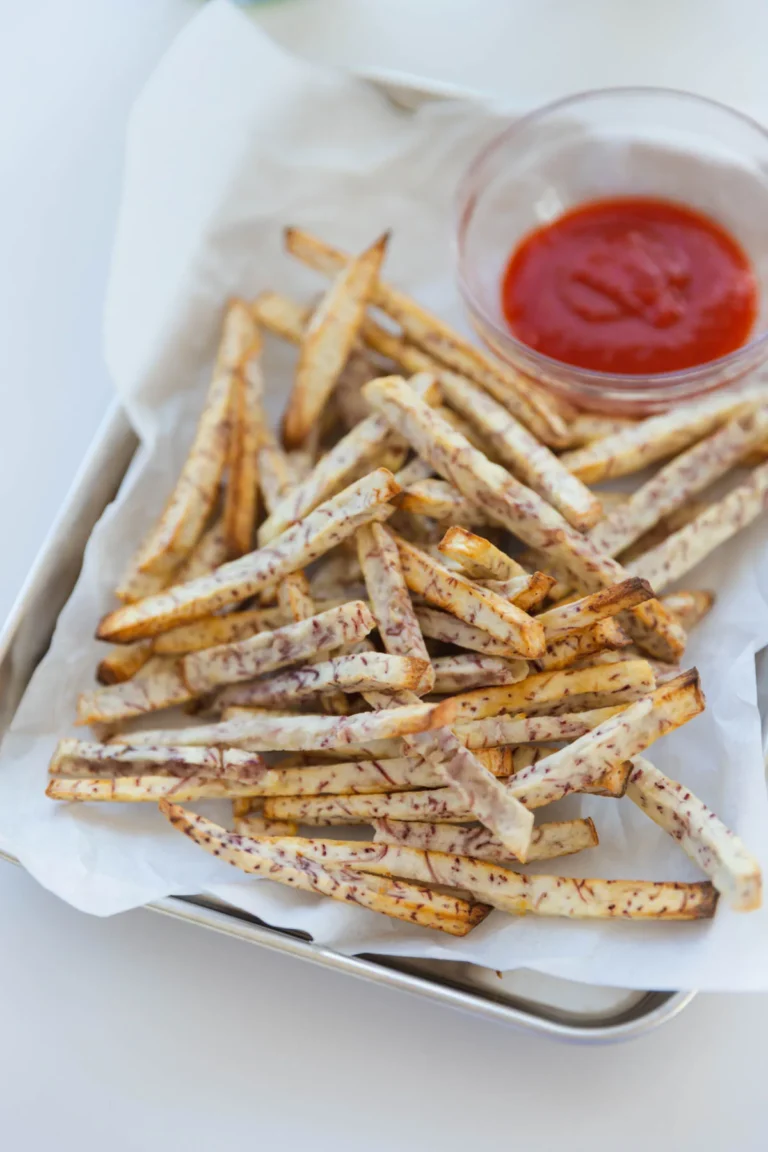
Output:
top-left (1, 0), bottom-right (768, 989)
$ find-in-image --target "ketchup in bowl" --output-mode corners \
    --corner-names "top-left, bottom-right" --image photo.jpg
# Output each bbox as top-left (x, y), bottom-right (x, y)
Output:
top-left (501, 197), bottom-right (758, 376)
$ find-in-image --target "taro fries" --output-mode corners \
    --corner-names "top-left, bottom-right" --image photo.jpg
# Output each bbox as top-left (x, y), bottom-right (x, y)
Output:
top-left (47, 229), bottom-right (764, 938)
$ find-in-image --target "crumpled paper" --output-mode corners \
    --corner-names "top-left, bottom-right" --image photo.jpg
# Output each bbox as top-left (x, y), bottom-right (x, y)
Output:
top-left (1, 0), bottom-right (768, 990)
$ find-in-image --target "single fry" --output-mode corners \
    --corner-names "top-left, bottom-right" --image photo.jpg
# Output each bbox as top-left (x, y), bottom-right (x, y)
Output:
top-left (392, 532), bottom-right (546, 658)
top-left (182, 601), bottom-right (376, 694)
top-left (233, 815), bottom-right (299, 837)
top-left (416, 606), bottom-right (543, 657)
top-left (561, 386), bottom-right (768, 483)
top-left (174, 517), bottom-right (232, 582)
top-left (117, 698), bottom-right (450, 753)
top-left (530, 618), bottom-right (630, 673)
top-left (398, 479), bottom-right (493, 526)
top-left (406, 726), bottom-right (534, 860)
top-left (363, 376), bottom-right (684, 662)
top-left (454, 705), bottom-right (627, 751)
top-left (372, 816), bottom-right (599, 865)
top-left (626, 461), bottom-right (768, 591)
top-left (119, 300), bottom-right (257, 585)
top-left (159, 802), bottom-right (484, 935)
top-left (431, 660), bottom-right (656, 724)
top-left (153, 605), bottom-right (287, 655)
top-left (661, 590), bottom-right (714, 631)
top-left (537, 578), bottom-right (654, 642)
top-left (438, 526), bottom-right (525, 580)
top-left (49, 738), bottom-right (267, 779)
top-left (282, 233), bottom-right (388, 448)
top-left (223, 346), bottom-right (263, 556)
top-left (356, 522), bottom-right (433, 692)
top-left (277, 570), bottom-right (315, 622)
top-left (96, 640), bottom-right (155, 685)
top-left (46, 776), bottom-right (272, 803)
top-left (627, 757), bottom-right (762, 911)
top-left (76, 656), bottom-right (193, 726)
top-left (284, 226), bottom-right (567, 445)
top-left (97, 468), bottom-right (400, 642)
top-left (431, 654), bottom-right (529, 694)
top-left (564, 412), bottom-right (638, 447)
top-left (589, 405), bottom-right (768, 558)
top-left (207, 652), bottom-right (431, 709)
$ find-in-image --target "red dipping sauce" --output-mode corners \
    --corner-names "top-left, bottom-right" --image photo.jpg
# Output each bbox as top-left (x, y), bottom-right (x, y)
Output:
top-left (501, 197), bottom-right (758, 375)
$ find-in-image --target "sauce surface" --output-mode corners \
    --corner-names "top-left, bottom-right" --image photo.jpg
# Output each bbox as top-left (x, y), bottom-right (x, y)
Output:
top-left (501, 196), bottom-right (758, 375)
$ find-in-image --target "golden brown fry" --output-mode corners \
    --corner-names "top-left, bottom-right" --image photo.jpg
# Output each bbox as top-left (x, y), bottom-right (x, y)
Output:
top-left (627, 757), bottom-right (762, 911)
top-left (398, 478), bottom-right (493, 526)
top-left (372, 816), bottom-right (599, 865)
top-left (174, 517), bottom-right (232, 582)
top-left (432, 659), bottom-right (655, 724)
top-left (233, 815), bottom-right (299, 837)
top-left (282, 233), bottom-right (388, 449)
top-left (431, 654), bottom-right (529, 694)
top-left (393, 532), bottom-right (545, 658)
top-left (97, 469), bottom-right (399, 642)
top-left (437, 526), bottom-right (525, 580)
top-left (76, 656), bottom-right (193, 726)
top-left (96, 640), bottom-right (155, 686)
top-left (530, 618), bottom-right (630, 673)
top-left (159, 802), bottom-right (484, 935)
top-left (537, 578), bottom-right (654, 642)
top-left (223, 346), bottom-right (262, 556)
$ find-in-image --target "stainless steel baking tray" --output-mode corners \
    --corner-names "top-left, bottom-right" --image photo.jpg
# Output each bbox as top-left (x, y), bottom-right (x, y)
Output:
top-left (0, 402), bottom-right (695, 1043)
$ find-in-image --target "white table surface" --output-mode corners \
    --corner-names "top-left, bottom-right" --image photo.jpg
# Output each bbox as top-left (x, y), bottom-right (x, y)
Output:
top-left (1, 2), bottom-right (767, 1148)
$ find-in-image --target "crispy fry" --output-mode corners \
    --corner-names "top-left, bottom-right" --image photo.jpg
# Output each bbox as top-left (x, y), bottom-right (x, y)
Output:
top-left (627, 757), bottom-right (762, 911)
top-left (118, 301), bottom-right (256, 587)
top-left (46, 776), bottom-right (273, 802)
top-left (97, 469), bottom-right (399, 642)
top-left (282, 233), bottom-right (388, 448)
top-left (363, 376), bottom-right (684, 662)
top-left (76, 656), bottom-right (192, 726)
top-left (530, 618), bottom-right (630, 673)
top-left (356, 522), bottom-right (433, 692)
top-left (182, 601), bottom-right (376, 694)
top-left (627, 461), bottom-right (768, 591)
top-left (431, 654), bottom-right (529, 694)
top-left (153, 605), bottom-right (285, 655)
top-left (536, 578), bottom-right (654, 642)
top-left (661, 590), bottom-right (714, 631)
top-left (160, 802), bottom-right (484, 935)
top-left (373, 817), bottom-right (599, 865)
top-left (561, 387), bottom-right (768, 483)
top-left (284, 227), bottom-right (567, 445)
top-left (96, 640), bottom-right (155, 686)
top-left (223, 346), bottom-right (262, 556)
top-left (405, 726), bottom-right (534, 860)
top-left (432, 660), bottom-right (655, 724)
top-left (118, 698), bottom-right (449, 753)
top-left (392, 532), bottom-right (545, 658)
top-left (454, 705), bottom-right (627, 751)
top-left (589, 406), bottom-right (768, 558)
top-left (207, 652), bottom-right (430, 709)
top-left (48, 738), bottom-right (268, 779)
top-left (437, 526), bottom-right (525, 579)
top-left (415, 606), bottom-right (541, 657)
top-left (233, 815), bottom-right (299, 836)
top-left (398, 478), bottom-right (494, 526)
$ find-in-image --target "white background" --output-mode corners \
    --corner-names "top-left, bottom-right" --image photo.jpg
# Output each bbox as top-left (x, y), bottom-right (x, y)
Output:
top-left (1, 1), bottom-right (767, 1147)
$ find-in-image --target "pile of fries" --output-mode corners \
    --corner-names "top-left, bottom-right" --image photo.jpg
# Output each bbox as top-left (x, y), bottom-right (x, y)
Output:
top-left (46, 228), bottom-right (767, 937)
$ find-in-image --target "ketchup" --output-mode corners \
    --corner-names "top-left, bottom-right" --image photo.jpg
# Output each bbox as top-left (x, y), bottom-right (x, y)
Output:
top-left (501, 196), bottom-right (758, 375)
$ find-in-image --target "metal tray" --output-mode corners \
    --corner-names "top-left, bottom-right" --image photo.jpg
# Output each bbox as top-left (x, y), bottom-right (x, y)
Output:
top-left (0, 402), bottom-right (695, 1043)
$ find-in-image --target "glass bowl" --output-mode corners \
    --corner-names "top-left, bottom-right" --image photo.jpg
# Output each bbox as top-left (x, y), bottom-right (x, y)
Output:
top-left (455, 88), bottom-right (768, 414)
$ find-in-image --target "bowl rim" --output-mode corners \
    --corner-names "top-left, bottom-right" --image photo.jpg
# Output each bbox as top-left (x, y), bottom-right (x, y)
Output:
top-left (454, 85), bottom-right (768, 395)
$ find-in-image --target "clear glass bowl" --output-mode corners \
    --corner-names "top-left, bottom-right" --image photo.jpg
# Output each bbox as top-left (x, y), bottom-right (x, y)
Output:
top-left (455, 88), bottom-right (768, 414)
